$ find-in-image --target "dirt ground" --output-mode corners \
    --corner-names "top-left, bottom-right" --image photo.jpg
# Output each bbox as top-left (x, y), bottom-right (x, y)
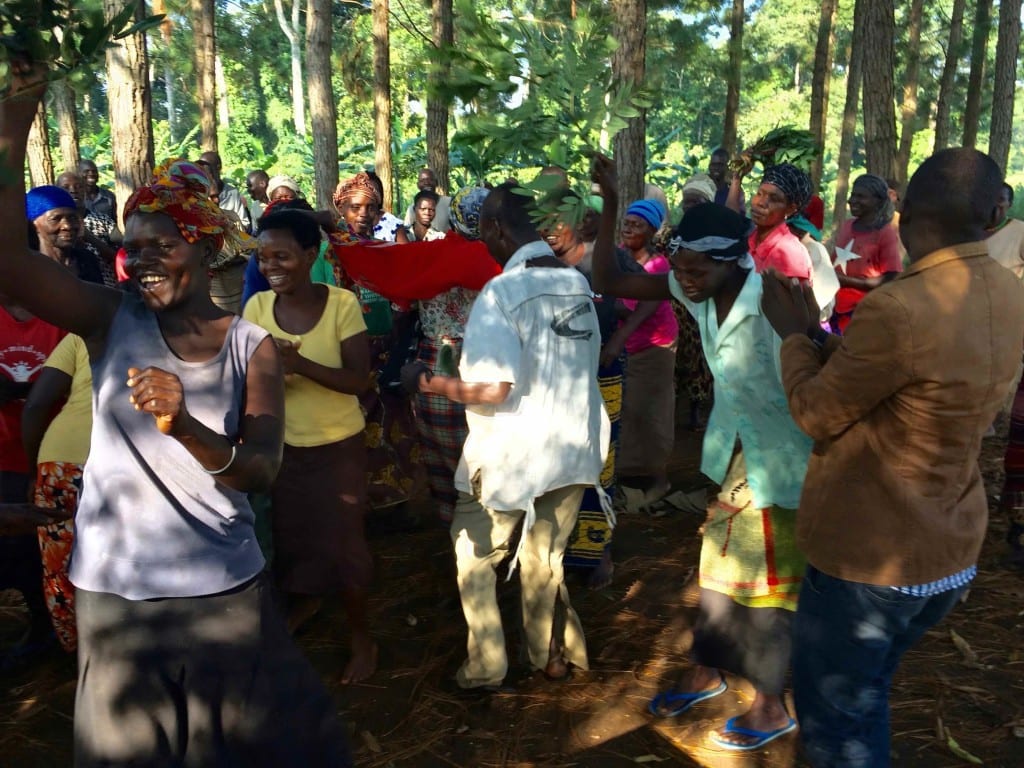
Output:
top-left (2, 422), bottom-right (1024, 767)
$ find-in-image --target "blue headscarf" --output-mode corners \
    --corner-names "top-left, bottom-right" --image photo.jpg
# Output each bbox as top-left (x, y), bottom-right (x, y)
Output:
top-left (626, 198), bottom-right (667, 230)
top-left (26, 186), bottom-right (77, 222)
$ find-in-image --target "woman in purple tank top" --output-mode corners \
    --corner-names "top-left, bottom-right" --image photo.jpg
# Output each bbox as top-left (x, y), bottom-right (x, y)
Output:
top-left (0, 64), bottom-right (350, 767)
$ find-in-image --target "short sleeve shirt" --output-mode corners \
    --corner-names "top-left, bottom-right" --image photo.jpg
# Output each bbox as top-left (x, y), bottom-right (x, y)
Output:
top-left (668, 269), bottom-right (811, 509)
top-left (38, 333), bottom-right (93, 465)
top-left (456, 241), bottom-right (609, 511)
top-left (244, 286), bottom-right (367, 446)
top-left (833, 218), bottom-right (904, 313)
top-left (749, 222), bottom-right (812, 279)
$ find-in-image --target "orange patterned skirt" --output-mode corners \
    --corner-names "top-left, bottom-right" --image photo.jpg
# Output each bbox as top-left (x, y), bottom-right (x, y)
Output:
top-left (34, 461), bottom-right (82, 652)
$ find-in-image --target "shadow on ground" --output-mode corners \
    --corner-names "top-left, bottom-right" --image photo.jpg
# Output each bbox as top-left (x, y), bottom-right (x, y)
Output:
top-left (2, 426), bottom-right (1023, 767)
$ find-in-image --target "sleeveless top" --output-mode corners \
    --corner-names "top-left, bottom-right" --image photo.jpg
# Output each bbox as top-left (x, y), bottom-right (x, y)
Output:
top-left (70, 292), bottom-right (269, 600)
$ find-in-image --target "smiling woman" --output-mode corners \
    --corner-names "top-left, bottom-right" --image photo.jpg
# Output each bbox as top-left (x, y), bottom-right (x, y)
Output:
top-left (0, 66), bottom-right (351, 766)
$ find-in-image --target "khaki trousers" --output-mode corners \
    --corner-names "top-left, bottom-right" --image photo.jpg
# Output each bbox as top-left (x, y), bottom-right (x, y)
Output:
top-left (450, 484), bottom-right (588, 688)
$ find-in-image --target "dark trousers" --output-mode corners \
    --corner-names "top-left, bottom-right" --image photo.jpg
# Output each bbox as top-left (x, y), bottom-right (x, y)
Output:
top-left (791, 565), bottom-right (966, 768)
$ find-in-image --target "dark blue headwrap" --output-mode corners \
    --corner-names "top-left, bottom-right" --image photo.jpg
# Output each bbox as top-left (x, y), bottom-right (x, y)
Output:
top-left (26, 186), bottom-right (77, 222)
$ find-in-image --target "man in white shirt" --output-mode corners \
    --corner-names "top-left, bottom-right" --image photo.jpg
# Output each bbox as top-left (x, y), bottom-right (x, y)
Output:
top-left (404, 184), bottom-right (609, 691)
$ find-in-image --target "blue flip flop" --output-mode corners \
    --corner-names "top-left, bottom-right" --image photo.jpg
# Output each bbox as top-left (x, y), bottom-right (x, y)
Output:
top-left (709, 716), bottom-right (798, 751)
top-left (647, 675), bottom-right (727, 717)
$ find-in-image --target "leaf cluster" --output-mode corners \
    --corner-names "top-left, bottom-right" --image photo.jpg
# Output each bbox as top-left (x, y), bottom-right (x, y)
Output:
top-left (0, 1), bottom-right (164, 98)
top-left (439, 3), bottom-right (650, 227)
top-left (730, 125), bottom-right (820, 175)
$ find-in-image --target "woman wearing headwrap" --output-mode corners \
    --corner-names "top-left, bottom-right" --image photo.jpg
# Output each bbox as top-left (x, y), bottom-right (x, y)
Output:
top-left (1, 77), bottom-right (351, 766)
top-left (26, 185), bottom-right (106, 286)
top-left (746, 163), bottom-right (814, 279)
top-left (331, 171), bottom-right (423, 509)
top-left (828, 173), bottom-right (902, 333)
top-left (591, 155), bottom-right (809, 752)
top-left (675, 175), bottom-right (718, 431)
top-left (409, 186), bottom-right (486, 523)
top-left (267, 175), bottom-right (303, 204)
top-left (611, 198), bottom-right (678, 503)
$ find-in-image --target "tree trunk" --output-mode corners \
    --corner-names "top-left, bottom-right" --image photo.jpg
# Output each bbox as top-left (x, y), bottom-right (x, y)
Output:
top-left (306, 0), bottom-right (338, 210)
top-left (373, 0), bottom-right (393, 211)
top-left (963, 0), bottom-right (992, 148)
top-left (809, 0), bottom-right (837, 190)
top-left (895, 0), bottom-right (925, 185)
top-left (611, 0), bottom-right (647, 228)
top-left (104, 0), bottom-right (154, 228)
top-left (989, 0), bottom-right (1021, 174)
top-left (427, 0), bottom-right (453, 195)
top-left (26, 100), bottom-right (54, 187)
top-left (215, 54), bottom-right (230, 129)
top-left (274, 0), bottom-right (307, 138)
top-left (833, 3), bottom-right (866, 228)
top-left (153, 0), bottom-right (176, 143)
top-left (722, 0), bottom-right (743, 154)
top-left (860, 0), bottom-right (897, 181)
top-left (191, 0), bottom-right (217, 152)
top-left (934, 0), bottom-right (966, 152)
top-left (50, 82), bottom-right (80, 174)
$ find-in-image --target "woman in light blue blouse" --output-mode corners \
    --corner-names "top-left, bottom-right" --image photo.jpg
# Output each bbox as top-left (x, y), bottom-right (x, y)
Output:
top-left (591, 157), bottom-right (811, 753)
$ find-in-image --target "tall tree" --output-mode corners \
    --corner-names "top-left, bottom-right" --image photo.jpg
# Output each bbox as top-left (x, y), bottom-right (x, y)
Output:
top-left (373, 0), bottom-right (393, 210)
top-left (722, 0), bottom-right (743, 153)
top-left (26, 101), bottom-right (54, 187)
top-left (809, 0), bottom-right (838, 189)
top-left (860, 0), bottom-right (897, 180)
top-left (306, 0), bottom-right (338, 209)
top-left (895, 0), bottom-right (924, 185)
top-left (191, 0), bottom-right (217, 152)
top-left (104, 0), bottom-right (154, 227)
top-left (611, 0), bottom-right (647, 220)
top-left (49, 82), bottom-right (80, 174)
top-left (934, 0), bottom-right (967, 151)
top-left (989, 0), bottom-right (1021, 173)
top-left (427, 0), bottom-right (453, 195)
top-left (274, 0), bottom-right (307, 138)
top-left (833, 1), bottom-right (866, 227)
top-left (153, 0), bottom-right (176, 144)
top-left (963, 0), bottom-right (993, 148)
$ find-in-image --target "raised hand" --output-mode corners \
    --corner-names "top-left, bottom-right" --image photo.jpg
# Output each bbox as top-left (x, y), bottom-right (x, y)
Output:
top-left (590, 153), bottom-right (618, 198)
top-left (760, 269), bottom-right (817, 340)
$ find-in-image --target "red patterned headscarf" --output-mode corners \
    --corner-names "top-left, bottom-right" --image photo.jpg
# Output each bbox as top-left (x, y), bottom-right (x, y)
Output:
top-left (332, 172), bottom-right (382, 210)
top-left (123, 159), bottom-right (252, 254)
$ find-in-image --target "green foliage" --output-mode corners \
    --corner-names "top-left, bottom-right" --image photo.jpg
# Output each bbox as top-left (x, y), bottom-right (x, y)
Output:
top-left (730, 125), bottom-right (820, 175)
top-left (0, 1), bottom-right (164, 97)
top-left (438, 3), bottom-right (653, 227)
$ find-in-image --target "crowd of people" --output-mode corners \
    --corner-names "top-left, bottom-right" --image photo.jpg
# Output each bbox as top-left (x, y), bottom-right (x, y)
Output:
top-left (1, 59), bottom-right (1023, 768)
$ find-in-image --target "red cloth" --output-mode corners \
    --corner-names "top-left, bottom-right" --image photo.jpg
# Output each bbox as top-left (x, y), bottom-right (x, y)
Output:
top-left (804, 195), bottom-right (825, 232)
top-left (326, 230), bottom-right (501, 304)
top-left (0, 307), bottom-right (66, 472)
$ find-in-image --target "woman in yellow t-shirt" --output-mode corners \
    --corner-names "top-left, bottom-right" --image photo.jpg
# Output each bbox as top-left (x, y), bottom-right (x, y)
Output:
top-left (243, 208), bottom-right (376, 684)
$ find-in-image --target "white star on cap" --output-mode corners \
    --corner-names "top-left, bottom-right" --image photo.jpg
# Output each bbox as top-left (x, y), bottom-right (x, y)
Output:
top-left (834, 239), bottom-right (862, 274)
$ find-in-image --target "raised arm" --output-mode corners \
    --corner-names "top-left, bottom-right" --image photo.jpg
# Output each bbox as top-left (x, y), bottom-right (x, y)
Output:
top-left (589, 155), bottom-right (673, 301)
top-left (0, 67), bottom-right (120, 338)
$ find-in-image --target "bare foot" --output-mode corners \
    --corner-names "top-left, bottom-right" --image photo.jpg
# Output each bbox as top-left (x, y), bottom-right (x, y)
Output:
top-left (544, 655), bottom-right (569, 681)
top-left (340, 632), bottom-right (378, 685)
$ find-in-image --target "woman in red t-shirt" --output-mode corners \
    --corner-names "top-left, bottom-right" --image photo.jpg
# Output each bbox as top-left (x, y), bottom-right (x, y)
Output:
top-left (830, 174), bottom-right (903, 333)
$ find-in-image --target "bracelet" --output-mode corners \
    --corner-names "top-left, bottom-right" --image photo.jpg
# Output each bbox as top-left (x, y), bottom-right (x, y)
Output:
top-left (204, 444), bottom-right (237, 475)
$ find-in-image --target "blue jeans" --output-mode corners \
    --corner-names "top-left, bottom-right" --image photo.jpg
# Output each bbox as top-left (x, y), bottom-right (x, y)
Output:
top-left (791, 565), bottom-right (967, 768)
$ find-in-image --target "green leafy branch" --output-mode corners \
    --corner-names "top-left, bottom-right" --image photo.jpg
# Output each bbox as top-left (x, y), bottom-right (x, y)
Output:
top-left (436, 3), bottom-right (651, 228)
top-left (1, 1), bottom-right (165, 97)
